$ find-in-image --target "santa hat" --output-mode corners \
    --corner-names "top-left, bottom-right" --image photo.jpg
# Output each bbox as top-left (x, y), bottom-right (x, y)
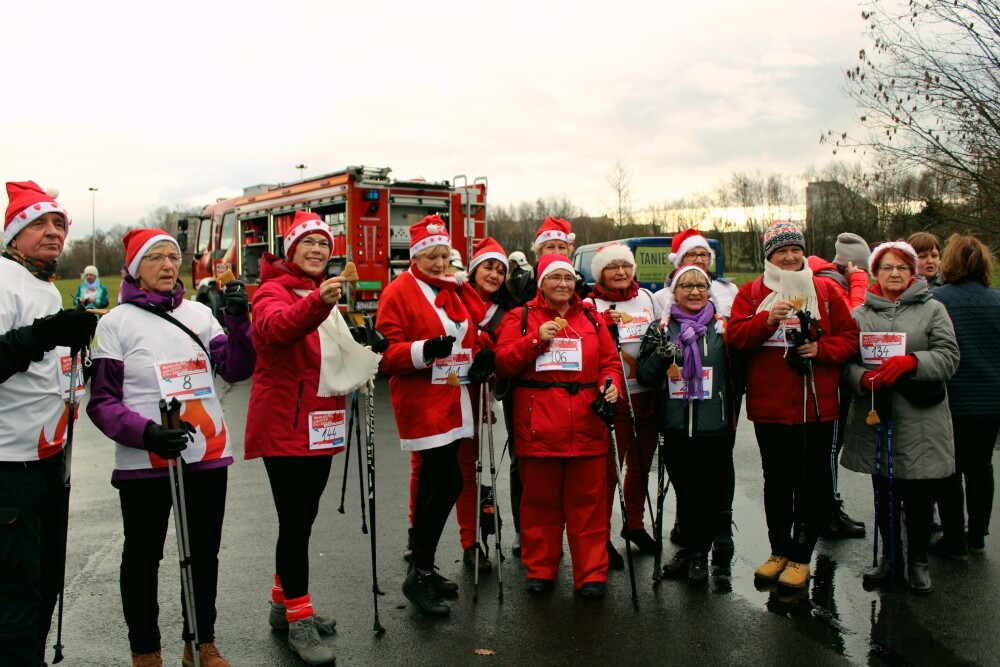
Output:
top-left (591, 242), bottom-right (635, 278)
top-left (537, 253), bottom-right (576, 283)
top-left (409, 215), bottom-right (451, 258)
top-left (673, 264), bottom-right (711, 286)
top-left (468, 237), bottom-right (508, 273)
top-left (533, 217), bottom-right (575, 248)
top-left (123, 228), bottom-right (181, 278)
top-left (284, 211), bottom-right (333, 257)
top-left (868, 241), bottom-right (918, 276)
top-left (668, 228), bottom-right (714, 266)
top-left (4, 181), bottom-right (71, 246)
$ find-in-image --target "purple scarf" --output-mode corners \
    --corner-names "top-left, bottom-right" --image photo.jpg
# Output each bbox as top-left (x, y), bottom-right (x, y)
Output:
top-left (669, 302), bottom-right (716, 404)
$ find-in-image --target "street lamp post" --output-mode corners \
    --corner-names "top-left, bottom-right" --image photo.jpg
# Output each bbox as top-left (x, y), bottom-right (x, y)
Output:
top-left (88, 187), bottom-right (98, 267)
top-left (295, 164), bottom-right (308, 180)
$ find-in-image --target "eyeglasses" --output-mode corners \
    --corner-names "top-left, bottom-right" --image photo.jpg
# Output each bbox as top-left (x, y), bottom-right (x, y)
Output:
top-left (677, 282), bottom-right (710, 293)
top-left (142, 253), bottom-right (182, 265)
top-left (543, 275), bottom-right (576, 284)
top-left (299, 238), bottom-right (331, 249)
top-left (878, 264), bottom-right (912, 274)
top-left (603, 263), bottom-right (633, 273)
top-left (683, 251), bottom-right (711, 261)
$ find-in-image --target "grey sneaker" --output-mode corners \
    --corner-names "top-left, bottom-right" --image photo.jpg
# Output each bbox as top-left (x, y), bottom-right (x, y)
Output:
top-left (270, 601), bottom-right (336, 633)
top-left (288, 616), bottom-right (336, 665)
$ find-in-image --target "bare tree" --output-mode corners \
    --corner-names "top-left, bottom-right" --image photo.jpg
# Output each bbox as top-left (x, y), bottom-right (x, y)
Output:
top-left (605, 158), bottom-right (634, 229)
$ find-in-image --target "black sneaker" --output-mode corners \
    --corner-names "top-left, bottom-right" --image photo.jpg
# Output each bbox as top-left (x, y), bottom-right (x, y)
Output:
top-left (662, 549), bottom-right (690, 579)
top-left (688, 551), bottom-right (708, 583)
top-left (427, 570), bottom-right (459, 597)
top-left (606, 541), bottom-right (625, 570)
top-left (620, 528), bottom-right (658, 555)
top-left (579, 582), bottom-right (606, 599)
top-left (402, 569), bottom-right (450, 616)
top-left (525, 578), bottom-right (555, 594)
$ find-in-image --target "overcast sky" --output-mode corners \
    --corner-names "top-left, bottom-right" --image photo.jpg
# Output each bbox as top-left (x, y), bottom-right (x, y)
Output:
top-left (1, 0), bottom-right (867, 234)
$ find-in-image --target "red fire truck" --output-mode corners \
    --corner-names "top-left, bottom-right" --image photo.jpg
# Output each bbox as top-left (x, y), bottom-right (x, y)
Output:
top-left (177, 165), bottom-right (488, 323)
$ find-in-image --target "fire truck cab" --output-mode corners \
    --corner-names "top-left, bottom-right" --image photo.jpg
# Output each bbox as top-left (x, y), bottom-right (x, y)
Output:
top-left (177, 166), bottom-right (487, 324)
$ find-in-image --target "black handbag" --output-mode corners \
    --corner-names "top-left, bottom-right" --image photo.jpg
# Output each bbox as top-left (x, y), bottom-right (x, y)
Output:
top-left (893, 374), bottom-right (947, 407)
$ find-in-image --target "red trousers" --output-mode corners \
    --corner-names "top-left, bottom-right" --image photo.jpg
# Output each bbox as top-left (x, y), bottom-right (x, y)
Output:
top-left (409, 438), bottom-right (478, 549)
top-left (520, 455), bottom-right (608, 589)
top-left (605, 392), bottom-right (657, 532)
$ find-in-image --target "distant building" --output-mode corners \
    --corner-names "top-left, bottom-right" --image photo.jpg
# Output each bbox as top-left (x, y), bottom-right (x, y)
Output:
top-left (806, 181), bottom-right (878, 258)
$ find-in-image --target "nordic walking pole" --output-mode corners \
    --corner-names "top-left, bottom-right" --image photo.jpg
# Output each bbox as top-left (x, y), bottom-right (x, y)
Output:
top-left (52, 345), bottom-right (86, 663)
top-left (596, 377), bottom-right (639, 610)
top-left (871, 376), bottom-right (882, 569)
top-left (886, 396), bottom-right (896, 579)
top-left (473, 383), bottom-right (486, 603)
top-left (161, 398), bottom-right (200, 667)
top-left (354, 391), bottom-right (368, 534)
top-left (337, 392), bottom-right (356, 514)
top-left (362, 377), bottom-right (386, 633)
top-left (485, 379), bottom-right (504, 601)
top-left (652, 433), bottom-right (671, 582)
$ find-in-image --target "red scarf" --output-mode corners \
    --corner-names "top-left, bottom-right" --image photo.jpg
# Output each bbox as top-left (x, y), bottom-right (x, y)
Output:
top-left (591, 280), bottom-right (639, 303)
top-left (411, 266), bottom-right (486, 325)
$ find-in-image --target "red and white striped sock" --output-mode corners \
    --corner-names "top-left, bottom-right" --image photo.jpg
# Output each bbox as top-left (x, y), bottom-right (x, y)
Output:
top-left (271, 573), bottom-right (285, 604)
top-left (284, 594), bottom-right (314, 624)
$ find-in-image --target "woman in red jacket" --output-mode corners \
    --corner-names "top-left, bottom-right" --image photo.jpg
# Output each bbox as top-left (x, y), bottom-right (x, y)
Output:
top-left (245, 212), bottom-right (361, 666)
top-left (378, 216), bottom-right (486, 616)
top-left (495, 254), bottom-right (623, 598)
top-left (728, 221), bottom-right (858, 591)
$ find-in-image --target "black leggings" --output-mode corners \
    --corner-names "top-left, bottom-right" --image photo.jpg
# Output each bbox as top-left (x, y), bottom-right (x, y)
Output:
top-left (117, 466), bottom-right (228, 654)
top-left (413, 442), bottom-right (463, 572)
top-left (263, 456), bottom-right (333, 600)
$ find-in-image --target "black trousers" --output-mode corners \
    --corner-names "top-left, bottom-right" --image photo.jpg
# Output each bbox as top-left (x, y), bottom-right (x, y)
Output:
top-left (263, 456), bottom-right (333, 601)
top-left (0, 455), bottom-right (68, 667)
top-left (937, 417), bottom-right (1000, 543)
top-left (413, 442), bottom-right (462, 572)
top-left (117, 466), bottom-right (227, 654)
top-left (755, 421), bottom-right (835, 563)
top-left (871, 475), bottom-right (934, 563)
top-left (662, 431), bottom-right (731, 553)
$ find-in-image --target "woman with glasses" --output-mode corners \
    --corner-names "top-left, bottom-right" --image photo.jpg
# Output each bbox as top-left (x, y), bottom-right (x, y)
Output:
top-left (653, 229), bottom-right (738, 317)
top-left (88, 228), bottom-right (255, 667)
top-left (244, 211), bottom-right (357, 663)
top-left (728, 221), bottom-right (858, 591)
top-left (584, 243), bottom-right (660, 568)
top-left (495, 254), bottom-right (623, 598)
top-left (636, 265), bottom-right (732, 582)
top-left (841, 241), bottom-right (959, 595)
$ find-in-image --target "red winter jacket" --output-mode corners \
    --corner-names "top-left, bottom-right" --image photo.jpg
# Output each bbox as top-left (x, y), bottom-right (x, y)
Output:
top-left (728, 275), bottom-right (858, 425)
top-left (244, 254), bottom-right (345, 459)
top-left (494, 293), bottom-right (624, 458)
top-left (807, 256), bottom-right (870, 310)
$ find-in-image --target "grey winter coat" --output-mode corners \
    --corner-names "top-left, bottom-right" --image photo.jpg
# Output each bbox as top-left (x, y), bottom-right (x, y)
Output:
top-left (840, 280), bottom-right (959, 480)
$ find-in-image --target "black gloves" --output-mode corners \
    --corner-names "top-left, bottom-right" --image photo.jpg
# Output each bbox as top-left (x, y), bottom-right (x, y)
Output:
top-left (142, 421), bottom-right (195, 459)
top-left (468, 349), bottom-right (495, 384)
top-left (223, 280), bottom-right (249, 316)
top-left (423, 335), bottom-right (456, 361)
top-left (31, 309), bottom-right (98, 351)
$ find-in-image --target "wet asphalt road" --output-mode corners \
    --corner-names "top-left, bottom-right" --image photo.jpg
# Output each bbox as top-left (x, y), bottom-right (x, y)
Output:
top-left (54, 376), bottom-right (1000, 666)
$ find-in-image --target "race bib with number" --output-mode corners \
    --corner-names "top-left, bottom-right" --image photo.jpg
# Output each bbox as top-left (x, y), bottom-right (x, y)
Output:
top-left (763, 317), bottom-right (799, 347)
top-left (668, 367), bottom-right (713, 400)
top-left (58, 354), bottom-right (86, 400)
top-left (431, 348), bottom-right (473, 385)
top-left (536, 338), bottom-right (583, 372)
top-left (308, 410), bottom-right (346, 451)
top-left (618, 311), bottom-right (653, 343)
top-left (155, 354), bottom-right (216, 401)
top-left (859, 332), bottom-right (907, 366)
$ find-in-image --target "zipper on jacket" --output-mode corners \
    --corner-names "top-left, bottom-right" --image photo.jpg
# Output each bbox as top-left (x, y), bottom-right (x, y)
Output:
top-left (688, 401), bottom-right (694, 438)
top-left (719, 390), bottom-right (726, 422)
top-left (293, 381), bottom-right (304, 429)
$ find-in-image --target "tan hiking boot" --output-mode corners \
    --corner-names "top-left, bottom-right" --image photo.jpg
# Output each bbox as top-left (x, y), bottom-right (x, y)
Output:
top-left (777, 561), bottom-right (811, 589)
top-left (754, 554), bottom-right (789, 581)
top-left (131, 651), bottom-right (163, 667)
top-left (183, 641), bottom-right (231, 667)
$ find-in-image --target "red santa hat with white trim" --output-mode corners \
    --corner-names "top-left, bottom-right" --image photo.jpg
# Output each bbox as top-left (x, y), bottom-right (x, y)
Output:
top-left (533, 217), bottom-right (575, 248)
top-left (284, 211), bottom-right (333, 257)
top-left (668, 228), bottom-right (714, 266)
top-left (4, 181), bottom-right (71, 246)
top-left (409, 215), bottom-right (451, 258)
top-left (468, 236), bottom-right (508, 273)
top-left (536, 253), bottom-right (576, 282)
top-left (591, 242), bottom-right (635, 279)
top-left (122, 228), bottom-right (181, 278)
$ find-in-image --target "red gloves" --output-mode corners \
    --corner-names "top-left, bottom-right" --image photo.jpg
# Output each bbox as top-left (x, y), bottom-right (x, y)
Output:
top-left (878, 354), bottom-right (918, 386)
top-left (861, 370), bottom-right (884, 392)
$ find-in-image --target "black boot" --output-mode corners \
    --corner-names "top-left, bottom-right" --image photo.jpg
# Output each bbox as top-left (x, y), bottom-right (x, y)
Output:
top-left (908, 560), bottom-right (933, 595)
top-left (687, 551), bottom-right (708, 583)
top-left (862, 556), bottom-right (905, 587)
top-left (621, 528), bottom-right (658, 555)
top-left (662, 549), bottom-right (690, 579)
top-left (713, 511), bottom-right (735, 553)
top-left (402, 568), bottom-right (450, 615)
top-left (822, 499), bottom-right (866, 538)
top-left (606, 541), bottom-right (625, 570)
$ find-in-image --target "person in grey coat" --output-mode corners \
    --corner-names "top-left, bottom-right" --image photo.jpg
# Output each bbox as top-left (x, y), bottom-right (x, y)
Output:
top-left (931, 234), bottom-right (1000, 556)
top-left (841, 241), bottom-right (960, 595)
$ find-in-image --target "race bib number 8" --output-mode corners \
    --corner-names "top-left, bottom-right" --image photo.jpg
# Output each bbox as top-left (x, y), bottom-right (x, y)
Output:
top-left (155, 354), bottom-right (216, 401)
